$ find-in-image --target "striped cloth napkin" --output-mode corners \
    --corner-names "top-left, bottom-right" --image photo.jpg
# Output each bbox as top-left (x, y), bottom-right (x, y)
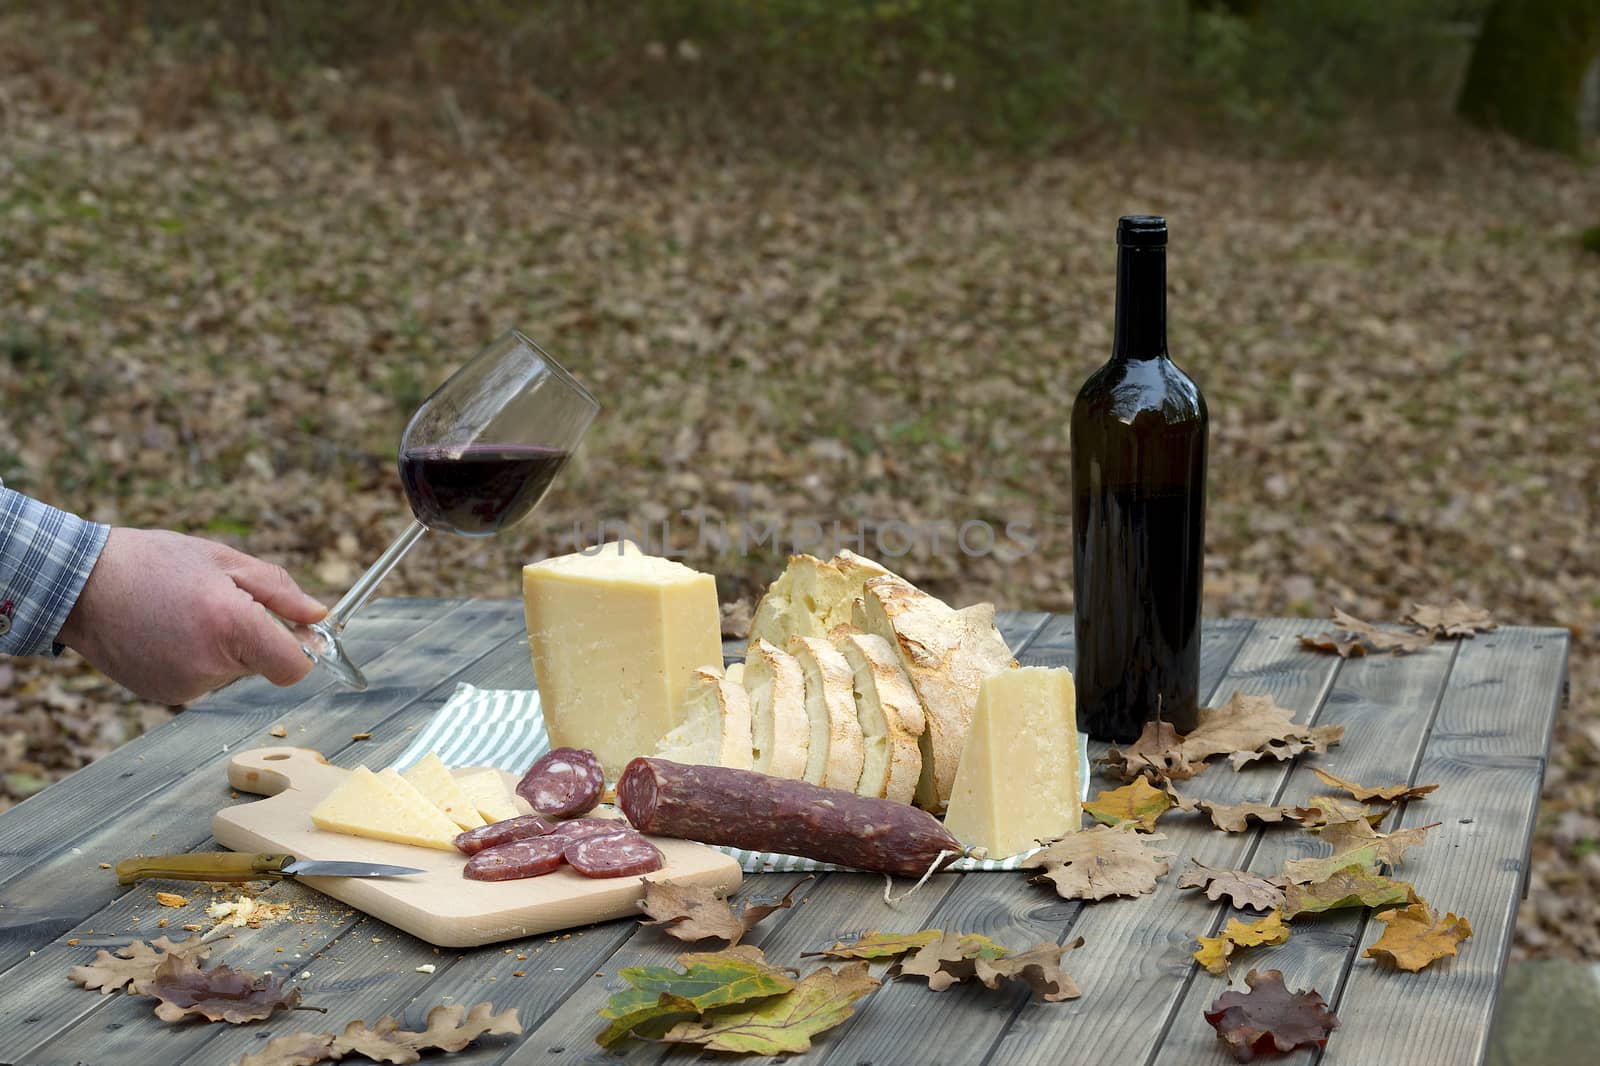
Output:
top-left (397, 682), bottom-right (1089, 875)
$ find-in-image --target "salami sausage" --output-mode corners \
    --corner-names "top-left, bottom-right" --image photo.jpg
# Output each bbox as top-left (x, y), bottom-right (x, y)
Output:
top-left (517, 747), bottom-right (605, 817)
top-left (565, 828), bottom-right (663, 878)
top-left (618, 757), bottom-right (964, 878)
top-left (549, 817), bottom-right (630, 841)
top-left (463, 834), bottom-right (568, 881)
top-left (453, 813), bottom-right (557, 855)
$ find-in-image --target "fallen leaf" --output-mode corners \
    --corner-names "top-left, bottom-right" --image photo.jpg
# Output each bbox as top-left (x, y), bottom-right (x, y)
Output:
top-left (1195, 801), bottom-right (1307, 833)
top-left (1281, 865), bottom-right (1416, 919)
top-left (236, 1002), bottom-right (520, 1066)
top-left (1296, 632), bottom-right (1369, 658)
top-left (972, 938), bottom-right (1084, 1002)
top-left (1097, 721), bottom-right (1198, 782)
top-left (1024, 825), bottom-right (1173, 900)
top-left (1403, 601), bottom-right (1496, 638)
top-left (1312, 767), bottom-right (1439, 804)
top-left (638, 876), bottom-right (808, 946)
top-left (67, 935), bottom-right (211, 995)
top-left (133, 953), bottom-right (300, 1024)
top-left (1292, 794), bottom-right (1387, 829)
top-left (1280, 844), bottom-right (1381, 885)
top-left (1328, 607), bottom-right (1435, 654)
top-left (806, 929), bottom-right (942, 961)
top-left (155, 892), bottom-right (191, 908)
top-left (1194, 911), bottom-right (1291, 975)
top-left (236, 1031), bottom-right (336, 1066)
top-left (897, 931), bottom-right (1014, 991)
top-left (659, 962), bottom-right (878, 1055)
top-left (1183, 693), bottom-right (1344, 771)
top-left (1284, 822), bottom-right (1438, 883)
top-left (1177, 862), bottom-right (1290, 912)
top-left (1205, 969), bottom-right (1340, 1062)
top-left (1363, 903), bottom-right (1473, 972)
top-left (596, 945), bottom-right (797, 1048)
top-left (1083, 778), bottom-right (1175, 831)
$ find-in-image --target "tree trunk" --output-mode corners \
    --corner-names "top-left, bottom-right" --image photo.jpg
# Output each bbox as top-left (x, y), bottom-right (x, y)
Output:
top-left (1457, 0), bottom-right (1600, 156)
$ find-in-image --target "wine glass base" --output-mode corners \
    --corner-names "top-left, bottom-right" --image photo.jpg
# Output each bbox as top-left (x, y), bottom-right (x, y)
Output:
top-left (300, 620), bottom-right (370, 692)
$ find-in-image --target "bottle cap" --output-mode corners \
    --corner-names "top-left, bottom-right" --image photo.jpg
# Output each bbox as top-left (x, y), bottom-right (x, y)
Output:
top-left (1117, 215), bottom-right (1167, 248)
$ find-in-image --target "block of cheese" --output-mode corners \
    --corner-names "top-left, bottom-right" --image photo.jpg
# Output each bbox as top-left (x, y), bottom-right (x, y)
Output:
top-left (749, 550), bottom-right (894, 648)
top-left (309, 766), bottom-right (461, 851)
top-left (941, 666), bottom-right (1082, 859)
top-left (523, 542), bottom-right (724, 778)
top-left (833, 631), bottom-right (924, 804)
top-left (744, 638), bottom-right (809, 780)
top-left (788, 635), bottom-right (866, 791)
top-left (656, 666), bottom-right (755, 770)
top-left (453, 768), bottom-right (523, 823)
top-left (401, 753), bottom-right (486, 829)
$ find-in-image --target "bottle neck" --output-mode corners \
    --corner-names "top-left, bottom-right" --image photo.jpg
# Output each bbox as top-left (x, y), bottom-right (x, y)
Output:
top-left (1111, 244), bottom-right (1167, 362)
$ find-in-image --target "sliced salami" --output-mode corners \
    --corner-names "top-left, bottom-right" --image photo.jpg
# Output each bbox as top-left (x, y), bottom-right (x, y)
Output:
top-left (618, 757), bottom-right (964, 878)
top-left (564, 829), bottom-right (664, 878)
top-left (462, 834), bottom-right (568, 881)
top-left (517, 747), bottom-right (605, 817)
top-left (453, 813), bottom-right (557, 855)
top-left (548, 817), bottom-right (630, 841)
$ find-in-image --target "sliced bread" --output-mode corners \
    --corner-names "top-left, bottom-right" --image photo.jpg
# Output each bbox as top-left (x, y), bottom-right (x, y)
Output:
top-left (833, 631), bottom-right (924, 804)
top-left (656, 665), bottom-right (755, 770)
top-left (744, 638), bottom-right (810, 780)
top-left (788, 635), bottom-right (867, 790)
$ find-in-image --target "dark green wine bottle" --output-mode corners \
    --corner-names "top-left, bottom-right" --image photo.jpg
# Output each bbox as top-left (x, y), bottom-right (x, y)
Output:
top-left (1071, 216), bottom-right (1208, 742)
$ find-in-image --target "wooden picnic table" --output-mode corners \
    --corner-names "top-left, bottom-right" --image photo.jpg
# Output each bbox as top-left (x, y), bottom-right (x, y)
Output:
top-left (0, 599), bottom-right (1568, 1065)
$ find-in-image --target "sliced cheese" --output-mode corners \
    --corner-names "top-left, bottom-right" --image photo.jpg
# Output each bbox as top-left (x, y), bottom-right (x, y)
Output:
top-left (401, 752), bottom-right (486, 829)
top-left (453, 768), bottom-right (523, 824)
top-left (942, 666), bottom-right (1082, 859)
top-left (523, 541), bottom-right (724, 778)
top-left (744, 638), bottom-right (809, 780)
top-left (858, 575), bottom-right (1017, 812)
top-left (748, 550), bottom-right (894, 648)
top-left (833, 631), bottom-right (923, 804)
top-left (309, 766), bottom-right (460, 851)
top-left (788, 635), bottom-right (865, 790)
top-left (657, 665), bottom-right (755, 770)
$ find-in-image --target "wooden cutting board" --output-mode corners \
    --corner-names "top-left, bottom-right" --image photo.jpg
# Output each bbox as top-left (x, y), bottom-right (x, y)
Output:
top-left (212, 746), bottom-right (743, 948)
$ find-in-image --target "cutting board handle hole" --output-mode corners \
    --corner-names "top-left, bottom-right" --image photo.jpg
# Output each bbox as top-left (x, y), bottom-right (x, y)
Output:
top-left (264, 754), bottom-right (291, 761)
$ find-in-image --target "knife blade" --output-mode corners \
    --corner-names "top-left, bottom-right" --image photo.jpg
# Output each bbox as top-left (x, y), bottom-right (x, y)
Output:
top-left (115, 852), bottom-right (424, 885)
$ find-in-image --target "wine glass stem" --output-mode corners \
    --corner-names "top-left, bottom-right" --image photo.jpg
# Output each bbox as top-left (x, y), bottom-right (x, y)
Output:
top-left (324, 519), bottom-right (429, 634)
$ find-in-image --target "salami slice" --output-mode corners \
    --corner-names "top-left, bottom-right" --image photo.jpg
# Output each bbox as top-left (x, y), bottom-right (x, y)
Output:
top-left (453, 813), bottom-right (557, 855)
top-left (463, 834), bottom-right (568, 881)
top-left (549, 817), bottom-right (630, 841)
top-left (517, 747), bottom-right (605, 817)
top-left (618, 757), bottom-right (965, 878)
top-left (564, 828), bottom-right (663, 878)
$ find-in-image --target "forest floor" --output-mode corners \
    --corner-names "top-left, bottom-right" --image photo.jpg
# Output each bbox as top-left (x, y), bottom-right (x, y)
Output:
top-left (2, 15), bottom-right (1598, 959)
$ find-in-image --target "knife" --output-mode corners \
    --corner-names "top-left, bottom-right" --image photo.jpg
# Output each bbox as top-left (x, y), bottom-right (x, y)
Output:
top-left (115, 852), bottom-right (425, 885)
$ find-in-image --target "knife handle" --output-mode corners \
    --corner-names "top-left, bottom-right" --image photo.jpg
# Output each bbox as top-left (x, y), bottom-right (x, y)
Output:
top-left (116, 853), bottom-right (295, 885)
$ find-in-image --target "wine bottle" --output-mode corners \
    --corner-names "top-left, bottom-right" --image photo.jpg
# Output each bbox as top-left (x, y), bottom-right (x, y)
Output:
top-left (1071, 215), bottom-right (1208, 742)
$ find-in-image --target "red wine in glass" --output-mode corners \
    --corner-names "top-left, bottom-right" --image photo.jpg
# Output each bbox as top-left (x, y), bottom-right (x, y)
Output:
top-left (399, 444), bottom-right (570, 537)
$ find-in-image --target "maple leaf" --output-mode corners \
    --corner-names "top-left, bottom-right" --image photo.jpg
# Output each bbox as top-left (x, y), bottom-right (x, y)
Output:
top-left (1296, 632), bottom-right (1368, 658)
top-left (1326, 607), bottom-right (1435, 655)
top-left (1184, 692), bottom-right (1344, 771)
top-left (638, 876), bottom-right (809, 946)
top-left (1194, 911), bottom-right (1291, 975)
top-left (1311, 767), bottom-right (1439, 804)
top-left (1292, 794), bottom-right (1387, 829)
top-left (133, 953), bottom-right (300, 1024)
top-left (1083, 778), bottom-right (1175, 831)
top-left (659, 962), bottom-right (879, 1055)
top-left (1281, 865), bottom-right (1416, 919)
top-left (806, 929), bottom-right (943, 961)
top-left (1196, 800), bottom-right (1307, 833)
top-left (1097, 721), bottom-right (1198, 782)
top-left (1024, 825), bottom-right (1172, 900)
top-left (1177, 862), bottom-right (1290, 912)
top-left (1403, 600), bottom-right (1496, 638)
top-left (330, 1002), bottom-right (522, 1061)
top-left (596, 944), bottom-right (797, 1048)
top-left (1205, 969), bottom-right (1340, 1062)
top-left (67, 935), bottom-right (212, 995)
top-left (1363, 903), bottom-right (1473, 972)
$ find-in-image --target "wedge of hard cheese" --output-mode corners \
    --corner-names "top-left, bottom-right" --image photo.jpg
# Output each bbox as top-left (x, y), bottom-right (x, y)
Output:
top-left (309, 766), bottom-right (461, 851)
top-left (856, 576), bottom-right (1017, 812)
top-left (523, 541), bottom-right (724, 778)
top-left (657, 666), bottom-right (755, 770)
top-left (833, 631), bottom-right (924, 805)
top-left (453, 768), bottom-right (523, 824)
top-left (942, 666), bottom-right (1082, 859)
top-left (402, 752), bottom-right (486, 829)
top-left (744, 638), bottom-right (809, 780)
top-left (788, 635), bottom-right (866, 791)
top-left (749, 550), bottom-right (893, 648)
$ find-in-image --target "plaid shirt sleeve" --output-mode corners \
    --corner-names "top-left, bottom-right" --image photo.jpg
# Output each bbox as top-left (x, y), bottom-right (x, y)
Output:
top-left (0, 484), bottom-right (110, 657)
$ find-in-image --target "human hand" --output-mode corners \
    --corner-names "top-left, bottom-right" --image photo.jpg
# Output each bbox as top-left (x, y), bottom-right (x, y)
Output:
top-left (55, 528), bottom-right (329, 705)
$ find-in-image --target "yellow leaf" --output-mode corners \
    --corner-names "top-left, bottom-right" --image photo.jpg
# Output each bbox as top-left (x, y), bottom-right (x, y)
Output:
top-left (1193, 910), bottom-right (1291, 975)
top-left (1083, 778), bottom-right (1174, 832)
top-left (1363, 904), bottom-right (1472, 972)
top-left (660, 962), bottom-right (879, 1055)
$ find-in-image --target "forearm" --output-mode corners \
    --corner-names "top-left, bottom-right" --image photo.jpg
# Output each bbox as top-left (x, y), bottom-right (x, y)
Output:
top-left (0, 486), bottom-right (110, 656)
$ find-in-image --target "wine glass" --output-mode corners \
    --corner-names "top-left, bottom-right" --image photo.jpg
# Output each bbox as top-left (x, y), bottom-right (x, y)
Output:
top-left (296, 329), bottom-right (599, 690)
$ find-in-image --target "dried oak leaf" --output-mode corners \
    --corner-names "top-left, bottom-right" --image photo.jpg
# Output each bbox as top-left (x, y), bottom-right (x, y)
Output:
top-left (68, 934), bottom-right (211, 995)
top-left (805, 929), bottom-right (942, 961)
top-left (133, 953), bottom-right (300, 1024)
top-left (1296, 632), bottom-right (1368, 658)
top-left (1311, 767), bottom-right (1439, 804)
top-left (1196, 801), bottom-right (1307, 834)
top-left (1281, 865), bottom-right (1416, 919)
top-left (236, 1031), bottom-right (335, 1066)
top-left (595, 944), bottom-right (796, 1048)
top-left (638, 876), bottom-right (809, 945)
top-left (1326, 607), bottom-right (1434, 655)
top-left (1177, 862), bottom-right (1290, 913)
top-left (1363, 904), bottom-right (1473, 972)
top-left (1205, 969), bottom-right (1340, 1062)
top-left (1403, 600), bottom-right (1496, 639)
top-left (1292, 794), bottom-right (1387, 829)
top-left (971, 939), bottom-right (1084, 1002)
top-left (659, 962), bottom-right (878, 1056)
top-left (895, 931), bottom-right (1013, 991)
top-left (330, 1002), bottom-right (522, 1062)
top-left (1194, 911), bottom-right (1291, 975)
top-left (1024, 825), bottom-right (1172, 900)
top-left (1098, 721), bottom-right (1198, 782)
top-left (1183, 693), bottom-right (1344, 771)
top-left (1283, 822), bottom-right (1438, 884)
top-left (1083, 778), bottom-right (1175, 831)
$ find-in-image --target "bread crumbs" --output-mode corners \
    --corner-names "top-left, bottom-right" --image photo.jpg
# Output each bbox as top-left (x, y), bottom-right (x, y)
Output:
top-left (155, 892), bottom-right (190, 908)
top-left (269, 725), bottom-right (288, 738)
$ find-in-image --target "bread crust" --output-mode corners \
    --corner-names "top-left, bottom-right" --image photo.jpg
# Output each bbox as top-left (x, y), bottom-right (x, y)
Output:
top-left (744, 638), bottom-right (810, 780)
top-left (834, 631), bottom-right (924, 805)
